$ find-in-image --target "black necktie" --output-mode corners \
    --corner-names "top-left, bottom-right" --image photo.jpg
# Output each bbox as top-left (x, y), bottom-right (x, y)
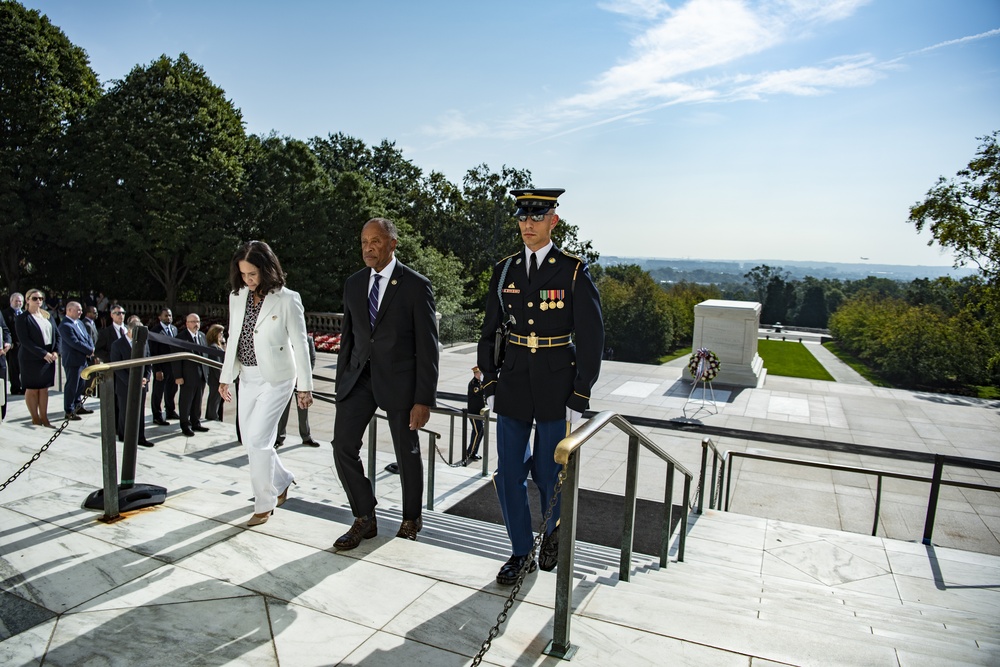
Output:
top-left (529, 252), bottom-right (538, 278)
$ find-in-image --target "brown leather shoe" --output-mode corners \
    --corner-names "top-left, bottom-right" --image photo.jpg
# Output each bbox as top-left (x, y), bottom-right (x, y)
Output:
top-left (334, 514), bottom-right (377, 550)
top-left (539, 526), bottom-right (559, 571)
top-left (396, 516), bottom-right (423, 540)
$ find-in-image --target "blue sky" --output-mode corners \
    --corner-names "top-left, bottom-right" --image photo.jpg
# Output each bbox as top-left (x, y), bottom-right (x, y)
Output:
top-left (25, 0), bottom-right (1000, 266)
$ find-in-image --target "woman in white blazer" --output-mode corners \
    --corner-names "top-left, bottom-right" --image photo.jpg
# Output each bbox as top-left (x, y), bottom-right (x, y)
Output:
top-left (219, 241), bottom-right (314, 527)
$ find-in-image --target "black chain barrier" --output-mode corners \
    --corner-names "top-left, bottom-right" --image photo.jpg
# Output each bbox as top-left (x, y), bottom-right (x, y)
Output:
top-left (470, 468), bottom-right (566, 666)
top-left (0, 374), bottom-right (100, 495)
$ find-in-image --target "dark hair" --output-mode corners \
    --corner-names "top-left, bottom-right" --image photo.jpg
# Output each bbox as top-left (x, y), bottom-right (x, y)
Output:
top-left (229, 240), bottom-right (286, 296)
top-left (206, 323), bottom-right (225, 346)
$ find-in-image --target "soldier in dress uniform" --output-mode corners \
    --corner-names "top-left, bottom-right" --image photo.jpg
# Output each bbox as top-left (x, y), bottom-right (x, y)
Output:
top-left (478, 188), bottom-right (604, 585)
top-left (464, 365), bottom-right (485, 465)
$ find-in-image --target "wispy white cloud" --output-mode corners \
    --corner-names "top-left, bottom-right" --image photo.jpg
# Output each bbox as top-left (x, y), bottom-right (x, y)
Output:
top-left (597, 0), bottom-right (673, 20)
top-left (419, 110), bottom-right (489, 141)
top-left (420, 0), bottom-right (994, 142)
top-left (906, 27), bottom-right (1000, 55)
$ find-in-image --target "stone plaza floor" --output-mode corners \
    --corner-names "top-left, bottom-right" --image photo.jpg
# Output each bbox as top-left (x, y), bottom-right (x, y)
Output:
top-left (1, 339), bottom-right (998, 665)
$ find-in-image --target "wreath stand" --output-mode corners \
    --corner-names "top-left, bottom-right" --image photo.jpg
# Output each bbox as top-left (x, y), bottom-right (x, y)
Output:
top-left (685, 348), bottom-right (720, 415)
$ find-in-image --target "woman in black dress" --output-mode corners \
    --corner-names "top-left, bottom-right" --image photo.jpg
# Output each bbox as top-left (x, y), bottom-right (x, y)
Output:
top-left (15, 288), bottom-right (60, 427)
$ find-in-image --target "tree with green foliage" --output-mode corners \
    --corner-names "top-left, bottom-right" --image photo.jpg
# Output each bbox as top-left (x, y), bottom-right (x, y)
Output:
top-left (62, 53), bottom-right (246, 307)
top-left (0, 1), bottom-right (100, 292)
top-left (238, 134), bottom-right (369, 311)
top-left (597, 264), bottom-right (673, 362)
top-left (662, 281), bottom-right (721, 349)
top-left (795, 278), bottom-right (828, 328)
top-left (909, 131), bottom-right (1000, 282)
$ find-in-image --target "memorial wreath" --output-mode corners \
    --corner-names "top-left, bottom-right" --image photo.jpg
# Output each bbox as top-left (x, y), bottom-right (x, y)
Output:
top-left (688, 347), bottom-right (720, 382)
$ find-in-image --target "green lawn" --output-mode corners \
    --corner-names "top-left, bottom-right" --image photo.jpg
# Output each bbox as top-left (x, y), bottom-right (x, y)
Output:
top-left (757, 339), bottom-right (835, 381)
top-left (658, 346), bottom-right (692, 364)
top-left (821, 341), bottom-right (894, 387)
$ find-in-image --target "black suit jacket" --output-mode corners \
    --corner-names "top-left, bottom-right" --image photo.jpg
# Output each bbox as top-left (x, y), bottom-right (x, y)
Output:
top-left (1, 307), bottom-right (19, 345)
top-left (171, 330), bottom-right (208, 384)
top-left (336, 259), bottom-right (439, 411)
top-left (94, 325), bottom-right (125, 363)
top-left (148, 321), bottom-right (178, 372)
top-left (111, 336), bottom-right (152, 387)
top-left (0, 314), bottom-right (10, 377)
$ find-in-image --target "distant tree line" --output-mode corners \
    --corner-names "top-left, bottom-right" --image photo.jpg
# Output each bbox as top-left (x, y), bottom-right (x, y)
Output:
top-left (0, 2), bottom-right (596, 319)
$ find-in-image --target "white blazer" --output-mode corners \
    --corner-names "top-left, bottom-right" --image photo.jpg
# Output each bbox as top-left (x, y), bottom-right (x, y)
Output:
top-left (219, 286), bottom-right (314, 392)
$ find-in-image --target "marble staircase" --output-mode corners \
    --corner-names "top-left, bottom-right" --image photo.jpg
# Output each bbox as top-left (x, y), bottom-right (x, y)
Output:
top-left (3, 395), bottom-right (999, 665)
top-left (591, 510), bottom-right (1000, 666)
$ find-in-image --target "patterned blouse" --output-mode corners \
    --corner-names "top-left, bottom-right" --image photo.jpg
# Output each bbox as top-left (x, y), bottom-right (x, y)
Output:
top-left (236, 293), bottom-right (264, 367)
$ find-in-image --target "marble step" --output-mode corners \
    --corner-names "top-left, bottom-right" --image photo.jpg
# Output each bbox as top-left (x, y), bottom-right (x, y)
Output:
top-left (581, 574), bottom-right (997, 667)
top-left (627, 561), bottom-right (1000, 638)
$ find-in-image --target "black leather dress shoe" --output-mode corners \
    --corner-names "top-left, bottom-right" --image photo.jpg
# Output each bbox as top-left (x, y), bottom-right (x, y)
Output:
top-left (166, 411), bottom-right (181, 420)
top-left (539, 526), bottom-right (559, 572)
top-left (138, 439), bottom-right (155, 448)
top-left (273, 438), bottom-right (285, 449)
top-left (334, 514), bottom-right (378, 550)
top-left (496, 554), bottom-right (537, 585)
top-left (470, 454), bottom-right (482, 461)
top-left (75, 406), bottom-right (94, 415)
top-left (384, 462), bottom-right (400, 474)
top-left (152, 417), bottom-right (169, 426)
top-left (181, 427), bottom-right (195, 437)
top-left (396, 516), bottom-right (423, 540)
top-left (191, 424), bottom-right (209, 432)
top-left (301, 439), bottom-right (321, 447)
top-left (65, 412), bottom-right (81, 421)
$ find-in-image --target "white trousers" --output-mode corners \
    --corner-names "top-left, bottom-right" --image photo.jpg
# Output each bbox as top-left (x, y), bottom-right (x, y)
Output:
top-left (238, 366), bottom-right (295, 514)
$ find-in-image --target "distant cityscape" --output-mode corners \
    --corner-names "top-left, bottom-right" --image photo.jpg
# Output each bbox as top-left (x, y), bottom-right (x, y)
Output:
top-left (600, 256), bottom-right (976, 284)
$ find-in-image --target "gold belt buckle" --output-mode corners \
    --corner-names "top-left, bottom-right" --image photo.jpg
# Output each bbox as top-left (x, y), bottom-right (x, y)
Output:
top-left (527, 333), bottom-right (538, 352)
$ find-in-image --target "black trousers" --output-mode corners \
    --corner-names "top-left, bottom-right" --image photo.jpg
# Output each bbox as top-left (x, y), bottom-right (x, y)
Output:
top-left (177, 379), bottom-right (204, 428)
top-left (333, 368), bottom-right (423, 521)
top-left (151, 367), bottom-right (177, 418)
top-left (115, 385), bottom-right (148, 442)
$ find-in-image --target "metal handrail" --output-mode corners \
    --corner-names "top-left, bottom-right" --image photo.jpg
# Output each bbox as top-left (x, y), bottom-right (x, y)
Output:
top-left (81, 348), bottom-right (224, 520)
top-left (548, 410), bottom-right (694, 659)
top-left (697, 437), bottom-right (727, 514)
top-left (703, 447), bottom-right (1000, 540)
top-left (82, 352), bottom-right (222, 378)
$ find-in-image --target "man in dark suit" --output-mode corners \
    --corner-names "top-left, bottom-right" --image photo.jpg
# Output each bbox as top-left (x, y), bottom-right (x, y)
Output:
top-left (478, 188), bottom-right (604, 585)
top-left (94, 305), bottom-right (127, 363)
top-left (172, 312), bottom-right (208, 437)
top-left (2, 293), bottom-right (24, 394)
top-left (111, 318), bottom-right (154, 447)
top-left (83, 306), bottom-right (99, 348)
top-left (0, 313), bottom-right (10, 420)
top-left (332, 217), bottom-right (439, 549)
top-left (57, 301), bottom-right (96, 420)
top-left (149, 307), bottom-right (179, 424)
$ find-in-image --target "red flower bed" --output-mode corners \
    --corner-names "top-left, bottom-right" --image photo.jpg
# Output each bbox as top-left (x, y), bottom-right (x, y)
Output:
top-left (312, 333), bottom-right (341, 353)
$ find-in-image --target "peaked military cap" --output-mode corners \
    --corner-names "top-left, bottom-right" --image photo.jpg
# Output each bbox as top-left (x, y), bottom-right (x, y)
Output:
top-left (511, 188), bottom-right (565, 216)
